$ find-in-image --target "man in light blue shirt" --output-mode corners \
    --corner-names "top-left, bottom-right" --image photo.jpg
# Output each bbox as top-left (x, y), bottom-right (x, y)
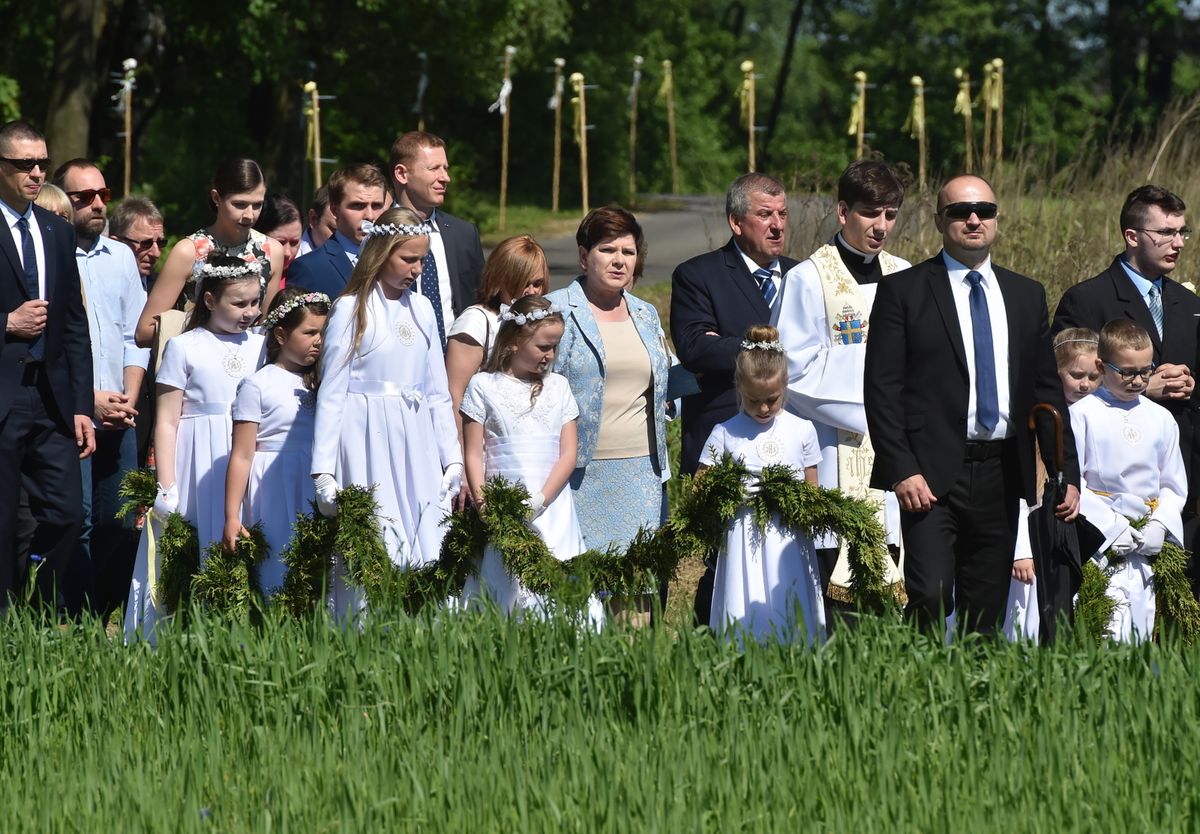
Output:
top-left (55, 159), bottom-right (149, 618)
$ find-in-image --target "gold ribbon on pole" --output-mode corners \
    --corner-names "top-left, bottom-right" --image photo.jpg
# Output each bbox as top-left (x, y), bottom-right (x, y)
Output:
top-left (992, 58), bottom-right (1004, 167)
top-left (903, 75), bottom-right (927, 191)
top-left (847, 70), bottom-right (867, 159)
top-left (739, 60), bottom-right (756, 172)
top-left (954, 67), bottom-right (974, 172)
top-left (660, 59), bottom-right (680, 194)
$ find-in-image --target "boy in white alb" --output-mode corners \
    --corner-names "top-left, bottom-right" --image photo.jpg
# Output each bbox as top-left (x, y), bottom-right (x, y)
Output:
top-left (1072, 319), bottom-right (1187, 642)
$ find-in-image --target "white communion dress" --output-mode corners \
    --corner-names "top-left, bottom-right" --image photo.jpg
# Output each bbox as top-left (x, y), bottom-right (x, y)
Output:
top-left (312, 285), bottom-right (460, 617)
top-left (699, 410), bottom-right (825, 644)
top-left (459, 371), bottom-right (604, 626)
top-left (125, 326), bottom-right (265, 639)
top-left (231, 363), bottom-right (317, 593)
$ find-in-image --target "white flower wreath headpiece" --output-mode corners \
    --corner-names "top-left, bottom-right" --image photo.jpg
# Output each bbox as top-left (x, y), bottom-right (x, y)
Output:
top-left (741, 339), bottom-right (785, 353)
top-left (263, 292), bottom-right (330, 328)
top-left (361, 218), bottom-right (433, 238)
top-left (499, 303), bottom-right (564, 326)
top-left (196, 259), bottom-right (267, 293)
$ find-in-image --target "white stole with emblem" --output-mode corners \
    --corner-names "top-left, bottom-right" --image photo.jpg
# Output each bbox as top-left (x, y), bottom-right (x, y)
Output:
top-left (810, 244), bottom-right (907, 603)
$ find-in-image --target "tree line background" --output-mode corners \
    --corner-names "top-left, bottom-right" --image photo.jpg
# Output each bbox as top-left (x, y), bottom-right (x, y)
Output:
top-left (2, 0), bottom-right (1199, 232)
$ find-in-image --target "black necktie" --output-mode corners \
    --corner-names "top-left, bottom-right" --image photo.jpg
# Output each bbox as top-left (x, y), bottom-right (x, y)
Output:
top-left (16, 217), bottom-right (38, 299)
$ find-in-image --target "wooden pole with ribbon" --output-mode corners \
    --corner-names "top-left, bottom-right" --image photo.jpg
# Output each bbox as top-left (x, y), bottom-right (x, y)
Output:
top-left (627, 55), bottom-right (643, 203)
top-left (993, 58), bottom-right (1004, 169)
top-left (413, 51), bottom-right (429, 132)
top-left (660, 59), bottom-right (680, 194)
top-left (848, 70), bottom-right (867, 160)
top-left (979, 61), bottom-right (995, 170)
top-left (570, 72), bottom-right (589, 214)
top-left (903, 75), bottom-right (927, 191)
top-left (304, 81), bottom-right (323, 188)
top-left (490, 45), bottom-right (516, 232)
top-left (954, 67), bottom-right (974, 173)
top-left (119, 58), bottom-right (136, 196)
top-left (740, 60), bottom-right (756, 172)
top-left (550, 58), bottom-right (565, 213)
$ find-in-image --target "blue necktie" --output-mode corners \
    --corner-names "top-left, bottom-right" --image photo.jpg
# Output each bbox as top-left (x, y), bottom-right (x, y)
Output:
top-left (966, 270), bottom-right (998, 432)
top-left (753, 267), bottom-right (777, 308)
top-left (421, 248), bottom-right (446, 347)
top-left (16, 217), bottom-right (43, 360)
top-left (1147, 284), bottom-right (1164, 338)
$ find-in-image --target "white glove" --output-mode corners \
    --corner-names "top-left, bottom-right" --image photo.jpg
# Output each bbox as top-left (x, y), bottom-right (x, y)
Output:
top-left (1110, 525), bottom-right (1144, 558)
top-left (313, 473), bottom-right (338, 518)
top-left (525, 491), bottom-right (546, 519)
top-left (743, 478), bottom-right (761, 498)
top-left (439, 463), bottom-right (463, 505)
top-left (1136, 520), bottom-right (1167, 557)
top-left (152, 482), bottom-right (178, 520)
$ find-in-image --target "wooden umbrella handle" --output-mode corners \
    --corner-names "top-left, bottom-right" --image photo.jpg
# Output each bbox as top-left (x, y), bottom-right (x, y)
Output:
top-left (1027, 403), bottom-right (1064, 474)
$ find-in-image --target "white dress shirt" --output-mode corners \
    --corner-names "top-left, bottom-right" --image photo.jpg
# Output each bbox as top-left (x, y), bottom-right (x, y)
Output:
top-left (76, 235), bottom-right (150, 401)
top-left (733, 241), bottom-right (781, 307)
top-left (1, 198), bottom-right (47, 298)
top-left (943, 251), bottom-right (1011, 440)
top-left (333, 230), bottom-right (360, 266)
top-left (412, 209), bottom-right (454, 329)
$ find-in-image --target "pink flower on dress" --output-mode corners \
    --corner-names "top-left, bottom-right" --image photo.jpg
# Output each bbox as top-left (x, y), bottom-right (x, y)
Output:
top-left (193, 236), bottom-right (212, 260)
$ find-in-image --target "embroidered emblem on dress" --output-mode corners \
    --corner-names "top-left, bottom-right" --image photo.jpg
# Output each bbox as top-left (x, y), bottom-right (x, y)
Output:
top-left (1122, 420), bottom-right (1143, 445)
top-left (756, 435), bottom-right (783, 463)
top-left (221, 352), bottom-right (246, 378)
top-left (394, 320), bottom-right (417, 346)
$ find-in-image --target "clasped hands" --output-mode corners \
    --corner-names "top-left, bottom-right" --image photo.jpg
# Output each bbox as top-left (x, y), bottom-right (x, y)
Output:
top-left (1147, 363), bottom-right (1194, 400)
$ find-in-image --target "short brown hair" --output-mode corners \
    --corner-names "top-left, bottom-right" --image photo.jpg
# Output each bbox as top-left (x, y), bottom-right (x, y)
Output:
top-left (1052, 327), bottom-right (1099, 369)
top-left (388, 131), bottom-right (446, 174)
top-left (734, 325), bottom-right (788, 389)
top-left (109, 195), bottom-right (163, 238)
top-left (1098, 319), bottom-right (1152, 361)
top-left (328, 163), bottom-right (388, 206)
top-left (838, 159), bottom-right (905, 208)
top-left (1120, 184), bottom-right (1186, 232)
top-left (576, 205), bottom-right (646, 281)
top-left (477, 235), bottom-right (548, 309)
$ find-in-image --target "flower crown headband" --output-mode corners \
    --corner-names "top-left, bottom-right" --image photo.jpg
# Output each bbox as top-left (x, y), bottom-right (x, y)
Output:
top-left (499, 304), bottom-right (564, 326)
top-left (361, 218), bottom-right (434, 238)
top-left (741, 339), bottom-right (785, 353)
top-left (263, 292), bottom-right (330, 329)
top-left (197, 260), bottom-right (264, 281)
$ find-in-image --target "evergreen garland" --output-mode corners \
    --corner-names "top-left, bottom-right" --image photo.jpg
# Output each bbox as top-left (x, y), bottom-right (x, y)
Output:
top-left (156, 512), bottom-right (200, 614)
top-left (1074, 561), bottom-right (1118, 645)
top-left (193, 524), bottom-right (269, 623)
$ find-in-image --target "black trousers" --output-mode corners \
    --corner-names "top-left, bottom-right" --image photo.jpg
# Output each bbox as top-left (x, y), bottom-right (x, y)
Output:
top-left (901, 443), bottom-right (1021, 636)
top-left (0, 379), bottom-right (84, 612)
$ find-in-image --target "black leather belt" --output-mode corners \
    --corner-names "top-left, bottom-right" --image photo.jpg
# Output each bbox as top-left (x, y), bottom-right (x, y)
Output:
top-left (20, 361), bottom-right (44, 386)
top-left (964, 439), bottom-right (1007, 461)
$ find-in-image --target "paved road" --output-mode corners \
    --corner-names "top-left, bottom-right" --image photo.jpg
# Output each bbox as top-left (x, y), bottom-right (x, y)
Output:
top-left (539, 195), bottom-right (728, 291)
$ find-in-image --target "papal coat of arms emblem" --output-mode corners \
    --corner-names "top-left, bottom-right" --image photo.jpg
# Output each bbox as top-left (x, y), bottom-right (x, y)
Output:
top-left (831, 304), bottom-right (867, 345)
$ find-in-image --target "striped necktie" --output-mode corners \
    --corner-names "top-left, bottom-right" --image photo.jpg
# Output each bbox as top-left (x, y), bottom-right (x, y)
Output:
top-left (1147, 284), bottom-right (1164, 338)
top-left (753, 267), bottom-right (776, 308)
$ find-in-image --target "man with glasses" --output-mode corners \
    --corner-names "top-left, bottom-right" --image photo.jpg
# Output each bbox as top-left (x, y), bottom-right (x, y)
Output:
top-left (1054, 185), bottom-right (1200, 520)
top-left (0, 121), bottom-right (95, 613)
top-left (864, 174), bottom-right (1079, 636)
top-left (110, 196), bottom-right (166, 287)
top-left (53, 158), bottom-right (148, 618)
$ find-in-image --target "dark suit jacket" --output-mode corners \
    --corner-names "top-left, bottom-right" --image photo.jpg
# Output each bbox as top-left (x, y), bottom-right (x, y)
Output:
top-left (1053, 255), bottom-right (1200, 486)
top-left (285, 234), bottom-right (354, 298)
top-left (435, 210), bottom-right (485, 317)
top-left (864, 253), bottom-right (1077, 501)
top-left (670, 238), bottom-right (799, 474)
top-left (0, 204), bottom-right (92, 428)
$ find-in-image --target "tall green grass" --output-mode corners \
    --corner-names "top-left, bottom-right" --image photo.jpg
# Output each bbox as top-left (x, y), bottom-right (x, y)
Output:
top-left (3, 609), bottom-right (1199, 832)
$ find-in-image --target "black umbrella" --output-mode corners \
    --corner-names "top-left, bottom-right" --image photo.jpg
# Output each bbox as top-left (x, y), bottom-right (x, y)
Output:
top-left (1027, 404), bottom-right (1105, 643)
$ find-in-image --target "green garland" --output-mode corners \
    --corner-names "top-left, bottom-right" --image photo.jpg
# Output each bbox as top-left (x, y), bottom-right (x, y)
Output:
top-left (1072, 515), bottom-right (1200, 645)
top-left (193, 524), bottom-right (269, 623)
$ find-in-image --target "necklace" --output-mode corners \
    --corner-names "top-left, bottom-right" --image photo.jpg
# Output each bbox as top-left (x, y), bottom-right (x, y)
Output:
top-left (214, 332), bottom-right (247, 378)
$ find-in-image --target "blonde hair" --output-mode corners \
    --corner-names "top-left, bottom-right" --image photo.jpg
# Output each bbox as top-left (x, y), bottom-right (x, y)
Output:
top-left (1098, 319), bottom-right (1152, 361)
top-left (35, 183), bottom-right (73, 222)
top-left (1052, 327), bottom-right (1099, 368)
top-left (734, 324), bottom-right (788, 390)
top-left (477, 235), bottom-right (548, 310)
top-left (482, 295), bottom-right (563, 405)
top-left (341, 206), bottom-right (427, 356)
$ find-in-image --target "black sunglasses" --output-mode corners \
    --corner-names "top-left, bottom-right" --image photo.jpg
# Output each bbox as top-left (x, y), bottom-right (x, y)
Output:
top-left (0, 156), bottom-right (51, 173)
top-left (941, 201), bottom-right (998, 221)
top-left (66, 187), bottom-right (113, 205)
top-left (114, 234), bottom-right (167, 253)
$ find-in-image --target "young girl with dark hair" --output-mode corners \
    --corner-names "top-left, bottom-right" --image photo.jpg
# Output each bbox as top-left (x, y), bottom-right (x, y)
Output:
top-left (223, 286), bottom-right (330, 591)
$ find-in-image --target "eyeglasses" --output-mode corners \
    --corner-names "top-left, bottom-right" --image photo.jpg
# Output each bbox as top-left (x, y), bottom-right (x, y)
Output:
top-left (1102, 360), bottom-right (1156, 381)
top-left (114, 234), bottom-right (166, 252)
top-left (1135, 227), bottom-right (1191, 243)
top-left (940, 201), bottom-right (998, 221)
top-left (65, 187), bottom-right (112, 205)
top-left (0, 156), bottom-right (51, 173)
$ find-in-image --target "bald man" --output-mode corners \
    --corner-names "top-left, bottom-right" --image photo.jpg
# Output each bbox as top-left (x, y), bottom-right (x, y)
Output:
top-left (863, 175), bottom-right (1080, 636)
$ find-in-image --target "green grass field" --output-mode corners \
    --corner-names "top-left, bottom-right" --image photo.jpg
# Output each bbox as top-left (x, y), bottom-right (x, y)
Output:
top-left (4, 608), bottom-right (1199, 832)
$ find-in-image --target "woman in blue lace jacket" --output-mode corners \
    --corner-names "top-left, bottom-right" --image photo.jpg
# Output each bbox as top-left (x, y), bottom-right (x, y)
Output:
top-left (546, 207), bottom-right (670, 626)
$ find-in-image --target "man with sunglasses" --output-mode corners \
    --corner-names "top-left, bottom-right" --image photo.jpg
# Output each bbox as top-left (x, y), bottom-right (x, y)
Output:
top-left (53, 158), bottom-right (149, 618)
top-left (110, 196), bottom-right (166, 285)
top-left (0, 120), bottom-right (95, 613)
top-left (1054, 185), bottom-right (1200, 520)
top-left (864, 174), bottom-right (1079, 637)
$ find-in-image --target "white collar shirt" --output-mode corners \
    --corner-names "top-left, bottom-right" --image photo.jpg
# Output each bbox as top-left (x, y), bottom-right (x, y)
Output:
top-left (411, 209), bottom-right (454, 339)
top-left (76, 235), bottom-right (150, 404)
top-left (943, 251), bottom-right (1011, 440)
top-left (733, 240), bottom-right (781, 308)
top-left (0, 198), bottom-right (47, 299)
